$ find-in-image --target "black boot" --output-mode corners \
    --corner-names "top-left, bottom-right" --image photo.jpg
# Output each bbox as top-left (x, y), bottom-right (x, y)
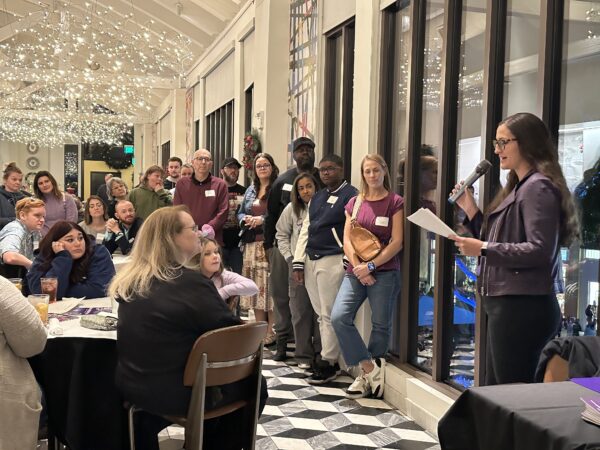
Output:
top-left (272, 337), bottom-right (288, 361)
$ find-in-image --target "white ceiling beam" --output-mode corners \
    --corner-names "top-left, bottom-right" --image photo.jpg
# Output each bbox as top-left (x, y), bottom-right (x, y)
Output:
top-left (0, 66), bottom-right (180, 89)
top-left (0, 0), bottom-right (39, 17)
top-left (59, 0), bottom-right (204, 55)
top-left (94, 0), bottom-right (213, 46)
top-left (0, 108), bottom-right (153, 123)
top-left (0, 10), bottom-right (45, 42)
top-left (187, 0), bottom-right (237, 22)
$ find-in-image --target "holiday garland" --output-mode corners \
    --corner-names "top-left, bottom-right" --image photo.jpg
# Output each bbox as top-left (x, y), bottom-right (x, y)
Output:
top-left (242, 129), bottom-right (262, 170)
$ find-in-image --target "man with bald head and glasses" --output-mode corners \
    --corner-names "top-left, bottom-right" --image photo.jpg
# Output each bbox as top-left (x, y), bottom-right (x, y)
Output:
top-left (173, 149), bottom-right (229, 245)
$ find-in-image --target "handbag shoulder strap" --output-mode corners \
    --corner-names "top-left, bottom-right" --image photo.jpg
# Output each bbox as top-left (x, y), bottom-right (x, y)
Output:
top-left (351, 194), bottom-right (363, 223)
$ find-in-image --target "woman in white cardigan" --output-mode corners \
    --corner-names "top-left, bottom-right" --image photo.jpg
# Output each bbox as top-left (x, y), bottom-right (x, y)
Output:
top-left (0, 276), bottom-right (48, 449)
top-left (275, 173), bottom-right (320, 366)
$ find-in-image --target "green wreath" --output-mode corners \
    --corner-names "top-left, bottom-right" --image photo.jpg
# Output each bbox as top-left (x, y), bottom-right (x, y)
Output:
top-left (103, 146), bottom-right (133, 170)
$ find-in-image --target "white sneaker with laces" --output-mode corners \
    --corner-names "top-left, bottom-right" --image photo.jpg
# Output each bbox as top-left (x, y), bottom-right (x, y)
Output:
top-left (364, 358), bottom-right (385, 398)
top-left (345, 374), bottom-right (371, 399)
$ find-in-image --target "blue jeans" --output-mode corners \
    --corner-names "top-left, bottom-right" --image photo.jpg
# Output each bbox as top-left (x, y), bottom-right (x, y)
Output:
top-left (331, 271), bottom-right (401, 366)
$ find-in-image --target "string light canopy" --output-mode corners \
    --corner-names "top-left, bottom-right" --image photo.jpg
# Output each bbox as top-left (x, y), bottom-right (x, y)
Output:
top-left (0, 1), bottom-right (197, 145)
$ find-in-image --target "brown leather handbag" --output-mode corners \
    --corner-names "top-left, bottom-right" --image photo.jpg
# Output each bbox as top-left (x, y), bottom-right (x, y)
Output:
top-left (349, 195), bottom-right (383, 262)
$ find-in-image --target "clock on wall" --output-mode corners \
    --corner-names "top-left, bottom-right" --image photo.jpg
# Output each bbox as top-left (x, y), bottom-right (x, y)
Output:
top-left (27, 142), bottom-right (39, 154)
top-left (26, 157), bottom-right (40, 169)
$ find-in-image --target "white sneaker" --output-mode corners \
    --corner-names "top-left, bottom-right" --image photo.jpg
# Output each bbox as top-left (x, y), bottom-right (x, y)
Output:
top-left (364, 358), bottom-right (385, 398)
top-left (345, 374), bottom-right (371, 399)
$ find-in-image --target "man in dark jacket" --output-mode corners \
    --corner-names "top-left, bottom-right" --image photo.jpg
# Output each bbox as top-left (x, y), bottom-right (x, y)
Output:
top-left (263, 137), bottom-right (323, 354)
top-left (103, 200), bottom-right (143, 255)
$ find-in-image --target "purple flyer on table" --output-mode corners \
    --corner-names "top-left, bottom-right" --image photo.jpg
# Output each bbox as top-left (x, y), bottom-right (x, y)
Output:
top-left (572, 377), bottom-right (600, 394)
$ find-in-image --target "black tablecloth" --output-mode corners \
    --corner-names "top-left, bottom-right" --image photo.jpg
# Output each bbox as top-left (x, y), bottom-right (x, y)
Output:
top-left (438, 381), bottom-right (600, 450)
top-left (30, 338), bottom-right (129, 450)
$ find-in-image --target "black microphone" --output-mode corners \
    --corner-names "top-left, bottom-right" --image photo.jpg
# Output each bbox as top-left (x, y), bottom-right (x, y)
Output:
top-left (448, 159), bottom-right (492, 204)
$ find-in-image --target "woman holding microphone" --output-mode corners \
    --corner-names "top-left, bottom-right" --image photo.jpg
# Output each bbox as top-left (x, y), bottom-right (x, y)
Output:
top-left (450, 112), bottom-right (578, 385)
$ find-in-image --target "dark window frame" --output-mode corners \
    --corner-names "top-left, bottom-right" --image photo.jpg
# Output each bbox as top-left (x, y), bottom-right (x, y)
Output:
top-left (205, 99), bottom-right (235, 175)
top-left (323, 18), bottom-right (355, 182)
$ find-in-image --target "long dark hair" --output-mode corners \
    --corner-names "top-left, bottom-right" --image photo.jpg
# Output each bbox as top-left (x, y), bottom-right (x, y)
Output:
top-left (33, 171), bottom-right (62, 200)
top-left (84, 195), bottom-right (109, 224)
top-left (291, 173), bottom-right (318, 217)
top-left (488, 112), bottom-right (578, 246)
top-left (38, 221), bottom-right (94, 284)
top-left (252, 153), bottom-right (279, 199)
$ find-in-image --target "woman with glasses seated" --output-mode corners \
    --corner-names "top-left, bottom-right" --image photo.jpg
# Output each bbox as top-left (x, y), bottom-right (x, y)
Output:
top-left (110, 206), bottom-right (267, 450)
top-left (449, 112), bottom-right (578, 385)
top-left (0, 198), bottom-right (45, 276)
top-left (26, 221), bottom-right (115, 299)
top-left (105, 177), bottom-right (129, 219)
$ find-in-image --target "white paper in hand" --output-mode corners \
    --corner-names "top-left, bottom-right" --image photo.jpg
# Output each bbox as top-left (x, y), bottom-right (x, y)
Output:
top-left (407, 208), bottom-right (455, 238)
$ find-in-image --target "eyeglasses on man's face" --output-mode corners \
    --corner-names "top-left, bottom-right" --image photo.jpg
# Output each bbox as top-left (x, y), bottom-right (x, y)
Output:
top-left (318, 166), bottom-right (340, 174)
top-left (194, 157), bottom-right (212, 163)
top-left (492, 138), bottom-right (517, 150)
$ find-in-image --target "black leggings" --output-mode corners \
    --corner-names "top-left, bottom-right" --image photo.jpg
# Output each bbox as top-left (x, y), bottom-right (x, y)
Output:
top-left (483, 294), bottom-right (560, 385)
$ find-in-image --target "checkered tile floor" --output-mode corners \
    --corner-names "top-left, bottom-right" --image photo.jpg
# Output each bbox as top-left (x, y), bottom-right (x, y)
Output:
top-left (256, 354), bottom-right (440, 450)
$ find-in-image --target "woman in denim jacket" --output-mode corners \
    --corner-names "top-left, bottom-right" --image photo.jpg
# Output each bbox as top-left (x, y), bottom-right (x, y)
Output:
top-left (450, 112), bottom-right (578, 385)
top-left (237, 153), bottom-right (279, 344)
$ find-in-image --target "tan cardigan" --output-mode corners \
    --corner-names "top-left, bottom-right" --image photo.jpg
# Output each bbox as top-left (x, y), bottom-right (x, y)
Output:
top-left (0, 277), bottom-right (47, 449)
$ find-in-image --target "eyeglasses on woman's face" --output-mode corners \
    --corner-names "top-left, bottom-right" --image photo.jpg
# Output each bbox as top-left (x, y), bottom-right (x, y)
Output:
top-left (492, 138), bottom-right (517, 151)
top-left (255, 163), bottom-right (272, 170)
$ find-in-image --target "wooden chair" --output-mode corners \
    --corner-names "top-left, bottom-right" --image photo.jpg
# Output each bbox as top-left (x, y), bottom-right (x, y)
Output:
top-left (128, 321), bottom-right (267, 450)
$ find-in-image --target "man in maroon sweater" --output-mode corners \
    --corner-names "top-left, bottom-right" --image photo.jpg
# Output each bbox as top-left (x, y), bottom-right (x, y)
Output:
top-left (173, 149), bottom-right (229, 245)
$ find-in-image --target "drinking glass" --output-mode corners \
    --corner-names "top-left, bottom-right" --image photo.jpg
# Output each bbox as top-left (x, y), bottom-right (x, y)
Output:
top-left (28, 294), bottom-right (50, 325)
top-left (40, 277), bottom-right (58, 303)
top-left (8, 278), bottom-right (22, 292)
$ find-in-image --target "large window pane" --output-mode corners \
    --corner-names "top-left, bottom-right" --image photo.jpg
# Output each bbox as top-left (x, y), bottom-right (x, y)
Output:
top-left (384, 1), bottom-right (411, 356)
top-left (447, 0), bottom-right (487, 390)
top-left (559, 1), bottom-right (600, 338)
top-left (413, 0), bottom-right (445, 373)
top-left (503, 0), bottom-right (541, 118)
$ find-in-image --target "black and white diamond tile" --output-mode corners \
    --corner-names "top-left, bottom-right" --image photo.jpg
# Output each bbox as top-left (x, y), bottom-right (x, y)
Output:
top-left (255, 347), bottom-right (440, 450)
top-left (156, 345), bottom-right (440, 450)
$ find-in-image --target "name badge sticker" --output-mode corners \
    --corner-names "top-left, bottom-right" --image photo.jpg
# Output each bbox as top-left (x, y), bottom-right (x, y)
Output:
top-left (253, 199), bottom-right (261, 206)
top-left (327, 196), bottom-right (338, 205)
top-left (282, 183), bottom-right (293, 192)
top-left (205, 190), bottom-right (216, 197)
top-left (33, 238), bottom-right (39, 251)
top-left (375, 216), bottom-right (389, 227)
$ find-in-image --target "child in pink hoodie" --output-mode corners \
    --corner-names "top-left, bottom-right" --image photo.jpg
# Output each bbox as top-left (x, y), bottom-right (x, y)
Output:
top-left (195, 225), bottom-right (258, 304)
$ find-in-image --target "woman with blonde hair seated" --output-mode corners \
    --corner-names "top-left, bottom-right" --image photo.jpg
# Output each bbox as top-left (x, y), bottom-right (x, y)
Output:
top-left (0, 276), bottom-right (47, 449)
top-left (111, 206), bottom-right (267, 450)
